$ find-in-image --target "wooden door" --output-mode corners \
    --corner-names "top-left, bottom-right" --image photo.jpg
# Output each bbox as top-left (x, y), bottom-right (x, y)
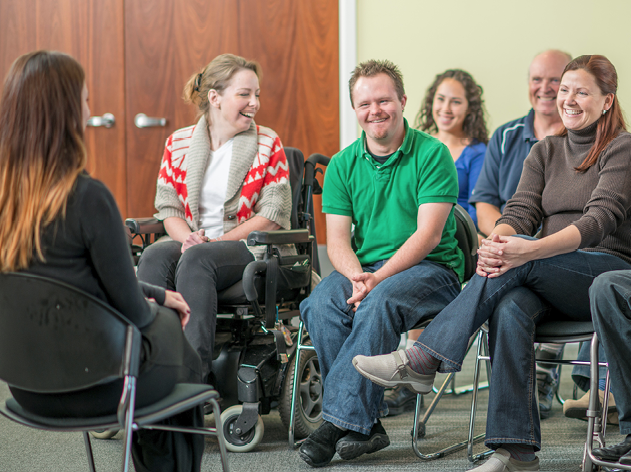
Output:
top-left (124, 0), bottom-right (339, 241)
top-left (0, 0), bottom-right (127, 213)
top-left (1, 0), bottom-right (338, 241)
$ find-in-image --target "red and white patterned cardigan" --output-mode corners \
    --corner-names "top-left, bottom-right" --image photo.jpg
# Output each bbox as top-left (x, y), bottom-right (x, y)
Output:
top-left (154, 117), bottom-right (291, 235)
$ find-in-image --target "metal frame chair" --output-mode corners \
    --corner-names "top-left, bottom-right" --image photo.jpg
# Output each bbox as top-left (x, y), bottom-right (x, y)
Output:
top-left (583, 332), bottom-right (629, 471)
top-left (287, 152), bottom-right (330, 448)
top-left (468, 319), bottom-right (610, 466)
top-left (0, 273), bottom-right (229, 472)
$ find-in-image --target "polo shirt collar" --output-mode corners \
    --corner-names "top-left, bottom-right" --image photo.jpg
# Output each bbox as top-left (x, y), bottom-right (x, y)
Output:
top-left (523, 108), bottom-right (536, 143)
top-left (358, 118), bottom-right (412, 164)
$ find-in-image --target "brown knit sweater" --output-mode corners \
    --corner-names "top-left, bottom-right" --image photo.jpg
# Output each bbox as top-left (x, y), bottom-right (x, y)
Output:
top-left (497, 120), bottom-right (631, 264)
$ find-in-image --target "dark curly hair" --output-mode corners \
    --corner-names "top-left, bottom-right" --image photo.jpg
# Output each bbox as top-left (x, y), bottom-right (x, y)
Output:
top-left (414, 69), bottom-right (488, 145)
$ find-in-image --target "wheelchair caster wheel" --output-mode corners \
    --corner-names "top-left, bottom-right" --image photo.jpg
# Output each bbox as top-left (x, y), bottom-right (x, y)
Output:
top-left (279, 343), bottom-right (323, 439)
top-left (410, 422), bottom-right (426, 439)
top-left (220, 405), bottom-right (264, 452)
top-left (90, 429), bottom-right (119, 439)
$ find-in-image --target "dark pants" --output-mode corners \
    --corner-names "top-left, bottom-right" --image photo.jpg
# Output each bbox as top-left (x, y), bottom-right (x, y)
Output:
top-left (590, 270), bottom-right (631, 435)
top-left (11, 306), bottom-right (205, 472)
top-left (137, 240), bottom-right (255, 379)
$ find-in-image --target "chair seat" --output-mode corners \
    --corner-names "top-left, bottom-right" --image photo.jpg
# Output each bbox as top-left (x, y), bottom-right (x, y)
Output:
top-left (217, 279), bottom-right (258, 305)
top-left (3, 383), bottom-right (218, 431)
top-left (535, 320), bottom-right (594, 342)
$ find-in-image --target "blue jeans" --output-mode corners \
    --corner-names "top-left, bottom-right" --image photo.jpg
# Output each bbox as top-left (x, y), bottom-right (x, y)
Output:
top-left (590, 270), bottom-right (631, 435)
top-left (572, 342), bottom-right (608, 392)
top-left (300, 260), bottom-right (461, 435)
top-left (415, 242), bottom-right (631, 450)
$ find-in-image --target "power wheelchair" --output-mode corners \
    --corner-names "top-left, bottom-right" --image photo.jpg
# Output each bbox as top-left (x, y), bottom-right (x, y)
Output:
top-left (125, 149), bottom-right (330, 451)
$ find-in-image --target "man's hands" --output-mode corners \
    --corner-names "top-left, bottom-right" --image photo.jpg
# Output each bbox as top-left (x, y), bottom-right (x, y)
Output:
top-left (476, 233), bottom-right (536, 278)
top-left (164, 290), bottom-right (191, 328)
top-left (346, 271), bottom-right (383, 311)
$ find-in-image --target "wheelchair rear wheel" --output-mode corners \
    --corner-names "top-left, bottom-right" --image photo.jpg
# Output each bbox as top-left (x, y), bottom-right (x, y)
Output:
top-left (279, 344), bottom-right (323, 439)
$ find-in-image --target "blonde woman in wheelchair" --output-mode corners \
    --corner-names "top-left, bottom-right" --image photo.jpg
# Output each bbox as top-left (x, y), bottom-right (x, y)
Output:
top-left (136, 54), bottom-right (292, 382)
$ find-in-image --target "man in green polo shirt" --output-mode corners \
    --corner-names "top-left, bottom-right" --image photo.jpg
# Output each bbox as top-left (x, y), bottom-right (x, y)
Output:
top-left (298, 59), bottom-right (464, 467)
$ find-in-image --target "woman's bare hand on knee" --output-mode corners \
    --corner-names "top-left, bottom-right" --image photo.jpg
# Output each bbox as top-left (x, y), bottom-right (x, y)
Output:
top-left (181, 229), bottom-right (209, 253)
top-left (164, 290), bottom-right (191, 328)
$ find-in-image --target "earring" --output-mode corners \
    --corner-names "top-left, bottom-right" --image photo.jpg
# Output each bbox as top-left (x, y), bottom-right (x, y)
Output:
top-left (603, 109), bottom-right (607, 115)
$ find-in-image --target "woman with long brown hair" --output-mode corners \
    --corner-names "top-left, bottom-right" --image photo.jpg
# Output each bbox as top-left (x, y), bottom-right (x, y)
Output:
top-left (354, 55), bottom-right (631, 471)
top-left (415, 69), bottom-right (488, 227)
top-left (0, 50), bottom-right (203, 472)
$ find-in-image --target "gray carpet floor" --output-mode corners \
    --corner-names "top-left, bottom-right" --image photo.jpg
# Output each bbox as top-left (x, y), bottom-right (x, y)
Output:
top-left (0, 343), bottom-right (624, 471)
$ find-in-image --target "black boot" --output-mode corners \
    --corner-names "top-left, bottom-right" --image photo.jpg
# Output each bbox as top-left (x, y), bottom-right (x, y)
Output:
top-left (299, 421), bottom-right (348, 467)
top-left (384, 385), bottom-right (422, 416)
top-left (593, 434), bottom-right (631, 462)
top-left (335, 419), bottom-right (390, 460)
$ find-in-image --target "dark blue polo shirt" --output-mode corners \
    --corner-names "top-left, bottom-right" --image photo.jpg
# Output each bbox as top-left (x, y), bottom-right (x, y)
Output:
top-left (469, 109), bottom-right (537, 212)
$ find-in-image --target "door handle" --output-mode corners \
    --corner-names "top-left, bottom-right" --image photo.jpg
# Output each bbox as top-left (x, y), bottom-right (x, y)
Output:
top-left (135, 113), bottom-right (167, 128)
top-left (87, 113), bottom-right (115, 128)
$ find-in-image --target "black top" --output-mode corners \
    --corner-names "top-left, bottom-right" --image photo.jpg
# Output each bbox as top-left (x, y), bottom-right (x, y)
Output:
top-left (22, 173), bottom-right (164, 329)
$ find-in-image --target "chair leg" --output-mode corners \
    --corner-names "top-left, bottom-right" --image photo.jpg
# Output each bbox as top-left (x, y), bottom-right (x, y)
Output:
top-left (411, 328), bottom-right (489, 461)
top-left (467, 330), bottom-right (493, 463)
top-left (120, 378), bottom-right (137, 472)
top-left (584, 333), bottom-right (602, 471)
top-left (82, 431), bottom-right (97, 472)
top-left (208, 397), bottom-right (230, 472)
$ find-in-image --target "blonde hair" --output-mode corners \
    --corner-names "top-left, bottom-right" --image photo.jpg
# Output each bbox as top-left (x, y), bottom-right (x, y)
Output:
top-left (0, 51), bottom-right (86, 272)
top-left (183, 53), bottom-right (262, 122)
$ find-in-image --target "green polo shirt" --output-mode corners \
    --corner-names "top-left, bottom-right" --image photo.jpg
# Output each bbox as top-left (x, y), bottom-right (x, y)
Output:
top-left (323, 119), bottom-right (464, 282)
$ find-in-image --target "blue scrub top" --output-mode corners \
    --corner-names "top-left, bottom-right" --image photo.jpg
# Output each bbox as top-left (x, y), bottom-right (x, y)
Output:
top-left (455, 140), bottom-right (486, 228)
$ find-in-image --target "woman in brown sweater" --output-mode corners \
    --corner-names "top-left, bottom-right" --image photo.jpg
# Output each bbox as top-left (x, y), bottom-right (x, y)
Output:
top-left (353, 55), bottom-right (631, 472)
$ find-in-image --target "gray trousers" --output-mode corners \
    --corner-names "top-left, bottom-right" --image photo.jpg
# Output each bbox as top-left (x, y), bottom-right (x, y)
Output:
top-left (137, 240), bottom-right (254, 379)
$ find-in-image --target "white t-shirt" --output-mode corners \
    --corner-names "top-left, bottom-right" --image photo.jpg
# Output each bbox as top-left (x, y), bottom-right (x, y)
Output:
top-left (198, 139), bottom-right (233, 238)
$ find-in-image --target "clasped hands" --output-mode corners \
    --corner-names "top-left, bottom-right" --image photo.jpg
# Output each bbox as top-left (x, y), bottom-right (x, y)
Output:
top-left (346, 271), bottom-right (383, 311)
top-left (181, 229), bottom-right (222, 253)
top-left (476, 233), bottom-right (533, 278)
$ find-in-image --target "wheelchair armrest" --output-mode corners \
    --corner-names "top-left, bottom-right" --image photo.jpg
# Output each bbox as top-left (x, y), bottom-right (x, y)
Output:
top-left (125, 217), bottom-right (165, 236)
top-left (242, 261), bottom-right (268, 302)
top-left (247, 229), bottom-right (311, 246)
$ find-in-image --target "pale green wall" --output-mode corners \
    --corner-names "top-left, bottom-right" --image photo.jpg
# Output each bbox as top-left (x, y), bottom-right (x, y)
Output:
top-left (357, 0), bottom-right (631, 134)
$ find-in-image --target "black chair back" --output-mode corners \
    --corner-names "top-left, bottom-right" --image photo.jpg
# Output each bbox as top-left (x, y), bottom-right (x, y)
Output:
top-left (453, 204), bottom-right (478, 282)
top-left (284, 147), bottom-right (306, 232)
top-left (0, 272), bottom-right (140, 394)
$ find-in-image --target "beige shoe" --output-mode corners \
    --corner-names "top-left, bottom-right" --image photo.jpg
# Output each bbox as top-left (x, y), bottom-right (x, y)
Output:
top-left (352, 350), bottom-right (436, 394)
top-left (563, 390), bottom-right (618, 424)
top-left (469, 448), bottom-right (540, 471)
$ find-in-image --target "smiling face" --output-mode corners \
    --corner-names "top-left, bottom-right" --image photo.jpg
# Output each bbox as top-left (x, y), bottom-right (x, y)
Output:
top-left (352, 73), bottom-right (407, 150)
top-left (528, 52), bottom-right (569, 118)
top-left (557, 69), bottom-right (614, 131)
top-left (432, 78), bottom-right (468, 136)
top-left (209, 69), bottom-right (260, 135)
